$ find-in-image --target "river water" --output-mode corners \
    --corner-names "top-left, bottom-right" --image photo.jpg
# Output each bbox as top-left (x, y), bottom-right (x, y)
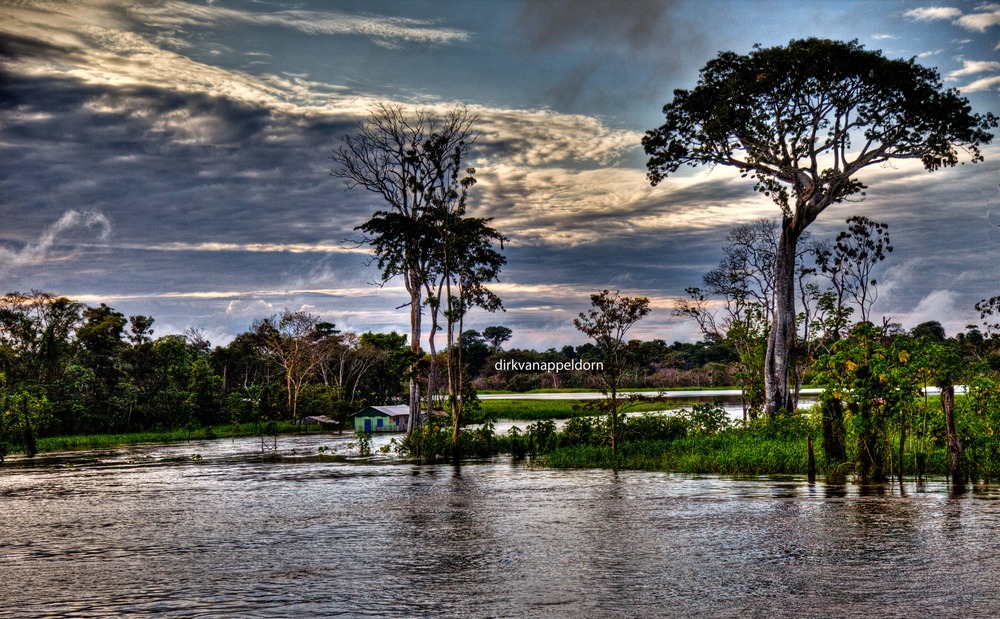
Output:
top-left (3, 432), bottom-right (1000, 618)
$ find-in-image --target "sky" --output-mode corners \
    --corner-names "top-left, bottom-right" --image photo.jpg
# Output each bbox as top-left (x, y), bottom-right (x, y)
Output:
top-left (1, 0), bottom-right (999, 350)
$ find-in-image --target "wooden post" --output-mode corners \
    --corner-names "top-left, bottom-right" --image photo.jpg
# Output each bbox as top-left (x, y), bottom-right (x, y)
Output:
top-left (807, 434), bottom-right (816, 483)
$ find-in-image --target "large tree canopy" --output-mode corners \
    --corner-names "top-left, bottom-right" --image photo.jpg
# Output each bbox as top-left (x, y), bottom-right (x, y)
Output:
top-left (644, 38), bottom-right (996, 214)
top-left (643, 38), bottom-right (996, 416)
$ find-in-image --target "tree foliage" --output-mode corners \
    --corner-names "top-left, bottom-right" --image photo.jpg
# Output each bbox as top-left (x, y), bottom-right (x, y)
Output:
top-left (644, 37), bottom-right (996, 415)
top-left (574, 290), bottom-right (651, 454)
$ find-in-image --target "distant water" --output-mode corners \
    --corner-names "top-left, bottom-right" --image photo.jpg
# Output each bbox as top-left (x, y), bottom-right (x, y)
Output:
top-left (2, 434), bottom-right (997, 618)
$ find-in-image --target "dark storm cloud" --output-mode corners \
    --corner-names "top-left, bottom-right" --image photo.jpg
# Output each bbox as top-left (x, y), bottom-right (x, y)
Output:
top-left (514, 0), bottom-right (709, 115)
top-left (0, 69), bottom-right (370, 255)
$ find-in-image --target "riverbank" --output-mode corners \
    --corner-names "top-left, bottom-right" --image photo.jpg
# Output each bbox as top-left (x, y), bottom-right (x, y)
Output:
top-left (473, 398), bottom-right (674, 421)
top-left (32, 421), bottom-right (328, 454)
top-left (540, 433), bottom-right (950, 477)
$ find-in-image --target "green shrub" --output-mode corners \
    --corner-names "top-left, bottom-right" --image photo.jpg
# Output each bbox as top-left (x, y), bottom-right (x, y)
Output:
top-left (620, 413), bottom-right (688, 442)
top-left (685, 402), bottom-right (729, 435)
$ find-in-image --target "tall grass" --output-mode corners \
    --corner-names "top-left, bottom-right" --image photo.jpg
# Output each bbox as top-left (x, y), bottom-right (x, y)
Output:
top-left (33, 422), bottom-right (304, 453)
top-left (475, 398), bottom-right (693, 421)
top-left (543, 433), bottom-right (817, 475)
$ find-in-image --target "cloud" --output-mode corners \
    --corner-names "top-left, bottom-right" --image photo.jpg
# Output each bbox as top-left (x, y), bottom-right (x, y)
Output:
top-left (946, 59), bottom-right (1000, 90)
top-left (872, 34), bottom-right (897, 40)
top-left (956, 4), bottom-right (1000, 32)
top-left (129, 2), bottom-right (470, 49)
top-left (904, 4), bottom-right (1000, 31)
top-left (961, 74), bottom-right (1000, 91)
top-left (901, 289), bottom-right (964, 332)
top-left (513, 0), bottom-right (708, 112)
top-left (0, 210), bottom-right (111, 268)
top-left (903, 7), bottom-right (964, 21)
top-left (112, 242), bottom-right (371, 254)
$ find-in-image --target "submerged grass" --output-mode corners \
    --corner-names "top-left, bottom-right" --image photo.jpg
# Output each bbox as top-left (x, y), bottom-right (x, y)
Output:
top-left (34, 422), bottom-right (311, 453)
top-left (542, 430), bottom-right (959, 477)
top-left (543, 433), bottom-right (818, 475)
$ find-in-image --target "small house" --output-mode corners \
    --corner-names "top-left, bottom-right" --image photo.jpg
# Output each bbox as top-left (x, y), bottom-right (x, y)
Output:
top-left (353, 405), bottom-right (450, 433)
top-left (354, 405), bottom-right (410, 433)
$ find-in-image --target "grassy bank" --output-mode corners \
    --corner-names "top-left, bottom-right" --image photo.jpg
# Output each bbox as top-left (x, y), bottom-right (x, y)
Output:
top-left (478, 386), bottom-right (742, 394)
top-left (540, 431), bottom-right (954, 477)
top-left (475, 398), bottom-right (710, 421)
top-left (33, 421), bottom-right (316, 453)
top-left (542, 434), bottom-right (817, 474)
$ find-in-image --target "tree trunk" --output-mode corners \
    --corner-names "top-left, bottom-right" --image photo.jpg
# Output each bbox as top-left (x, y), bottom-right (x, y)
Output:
top-left (807, 434), bottom-right (816, 483)
top-left (426, 295), bottom-right (440, 424)
top-left (408, 286), bottom-right (422, 434)
top-left (942, 385), bottom-right (963, 486)
top-left (821, 397), bottom-right (847, 465)
top-left (764, 219), bottom-right (798, 416)
top-left (897, 405), bottom-right (906, 485)
top-left (610, 384), bottom-right (618, 456)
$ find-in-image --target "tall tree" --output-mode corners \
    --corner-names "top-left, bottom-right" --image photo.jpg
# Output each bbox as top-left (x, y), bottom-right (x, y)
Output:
top-left (440, 213), bottom-right (507, 455)
top-left (644, 38), bottom-right (996, 415)
top-left (332, 103), bottom-right (478, 433)
top-left (574, 290), bottom-right (651, 454)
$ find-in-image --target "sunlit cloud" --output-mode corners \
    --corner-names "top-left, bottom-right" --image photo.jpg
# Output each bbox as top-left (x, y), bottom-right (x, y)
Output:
top-left (956, 4), bottom-right (1000, 32)
top-left (903, 7), bottom-right (964, 21)
top-left (961, 74), bottom-right (1000, 91)
top-left (904, 4), bottom-right (1000, 31)
top-left (947, 59), bottom-right (1000, 77)
top-left (129, 2), bottom-right (471, 49)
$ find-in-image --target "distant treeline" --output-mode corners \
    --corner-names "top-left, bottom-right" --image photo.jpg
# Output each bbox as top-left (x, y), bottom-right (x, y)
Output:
top-left (0, 290), bottom-right (741, 458)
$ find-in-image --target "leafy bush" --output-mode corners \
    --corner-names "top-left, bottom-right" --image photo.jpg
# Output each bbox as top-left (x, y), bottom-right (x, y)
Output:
top-left (748, 408), bottom-right (814, 439)
top-left (561, 416), bottom-right (599, 447)
top-left (685, 403), bottom-right (729, 435)
top-left (620, 413), bottom-right (688, 443)
top-left (526, 419), bottom-right (559, 455)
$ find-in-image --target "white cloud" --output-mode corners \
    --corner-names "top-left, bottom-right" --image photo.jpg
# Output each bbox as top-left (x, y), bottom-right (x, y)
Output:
top-left (918, 48), bottom-right (944, 57)
top-left (901, 289), bottom-right (965, 332)
top-left (947, 59), bottom-right (1000, 77)
top-left (956, 5), bottom-right (1000, 31)
top-left (873, 33), bottom-right (897, 40)
top-left (961, 74), bottom-right (1000, 91)
top-left (904, 4), bottom-right (1000, 31)
top-left (0, 210), bottom-right (111, 269)
top-left (903, 6), bottom-right (964, 21)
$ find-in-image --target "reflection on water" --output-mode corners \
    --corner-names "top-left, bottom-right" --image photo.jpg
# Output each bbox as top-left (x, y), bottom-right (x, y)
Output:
top-left (2, 435), bottom-right (1000, 618)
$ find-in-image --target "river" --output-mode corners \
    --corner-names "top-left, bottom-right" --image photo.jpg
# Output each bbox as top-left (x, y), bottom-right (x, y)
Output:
top-left (3, 432), bottom-right (1000, 618)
